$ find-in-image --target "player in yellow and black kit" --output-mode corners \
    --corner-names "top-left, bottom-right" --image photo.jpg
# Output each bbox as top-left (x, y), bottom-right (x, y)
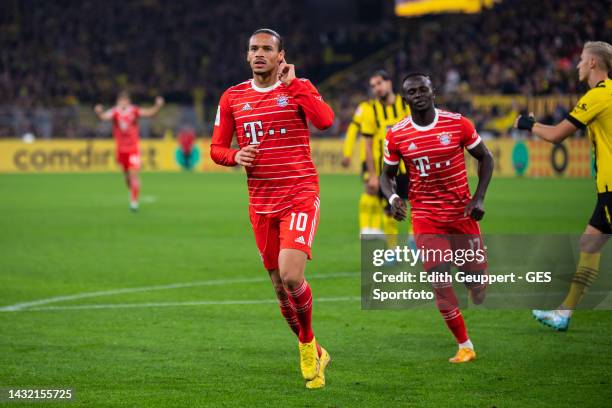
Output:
top-left (360, 70), bottom-right (411, 243)
top-left (515, 41), bottom-right (612, 331)
top-left (342, 100), bottom-right (385, 235)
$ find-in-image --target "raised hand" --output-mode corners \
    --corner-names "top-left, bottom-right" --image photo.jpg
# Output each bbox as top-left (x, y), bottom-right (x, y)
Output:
top-left (278, 59), bottom-right (296, 85)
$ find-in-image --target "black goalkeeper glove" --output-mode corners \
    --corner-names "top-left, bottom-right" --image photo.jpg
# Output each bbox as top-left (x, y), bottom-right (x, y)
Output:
top-left (517, 115), bottom-right (536, 131)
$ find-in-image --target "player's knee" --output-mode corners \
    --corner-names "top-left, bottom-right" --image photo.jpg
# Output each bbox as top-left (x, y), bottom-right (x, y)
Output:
top-left (278, 249), bottom-right (307, 289)
top-left (280, 271), bottom-right (303, 291)
top-left (579, 233), bottom-right (604, 253)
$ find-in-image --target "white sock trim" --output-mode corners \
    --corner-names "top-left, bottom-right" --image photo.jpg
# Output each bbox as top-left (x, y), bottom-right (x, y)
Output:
top-left (459, 339), bottom-right (474, 350)
top-left (557, 309), bottom-right (572, 318)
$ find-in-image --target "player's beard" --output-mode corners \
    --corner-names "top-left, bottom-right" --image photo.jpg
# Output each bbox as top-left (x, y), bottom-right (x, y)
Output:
top-left (251, 61), bottom-right (277, 78)
top-left (379, 92), bottom-right (391, 103)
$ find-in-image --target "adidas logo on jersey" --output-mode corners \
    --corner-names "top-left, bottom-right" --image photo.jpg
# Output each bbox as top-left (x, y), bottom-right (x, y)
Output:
top-left (408, 142), bottom-right (418, 151)
top-left (242, 103), bottom-right (252, 111)
top-left (294, 236), bottom-right (306, 245)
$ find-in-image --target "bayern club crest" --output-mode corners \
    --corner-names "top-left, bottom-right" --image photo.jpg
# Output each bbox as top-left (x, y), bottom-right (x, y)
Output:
top-left (438, 133), bottom-right (451, 145)
top-left (277, 95), bottom-right (289, 107)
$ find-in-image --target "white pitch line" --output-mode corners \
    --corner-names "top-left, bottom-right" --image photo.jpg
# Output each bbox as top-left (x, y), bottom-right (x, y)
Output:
top-left (139, 195), bottom-right (157, 203)
top-left (0, 272), bottom-right (359, 312)
top-left (17, 296), bottom-right (361, 312)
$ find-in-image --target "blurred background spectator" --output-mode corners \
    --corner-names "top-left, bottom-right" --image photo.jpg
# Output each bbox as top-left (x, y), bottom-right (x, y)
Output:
top-left (0, 0), bottom-right (609, 139)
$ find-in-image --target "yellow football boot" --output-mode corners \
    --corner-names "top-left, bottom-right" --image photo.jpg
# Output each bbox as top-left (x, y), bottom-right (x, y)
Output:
top-left (449, 347), bottom-right (476, 363)
top-left (298, 338), bottom-right (319, 380)
top-left (306, 347), bottom-right (331, 389)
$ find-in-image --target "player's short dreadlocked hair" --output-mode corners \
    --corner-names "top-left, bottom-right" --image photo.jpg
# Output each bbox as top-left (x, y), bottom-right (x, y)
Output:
top-left (250, 28), bottom-right (284, 51)
top-left (402, 72), bottom-right (431, 84)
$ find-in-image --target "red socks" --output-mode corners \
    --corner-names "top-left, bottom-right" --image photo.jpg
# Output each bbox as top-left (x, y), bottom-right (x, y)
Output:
top-left (130, 175), bottom-right (140, 202)
top-left (277, 279), bottom-right (322, 357)
top-left (275, 290), bottom-right (300, 337)
top-left (287, 280), bottom-right (314, 343)
top-left (433, 285), bottom-right (468, 344)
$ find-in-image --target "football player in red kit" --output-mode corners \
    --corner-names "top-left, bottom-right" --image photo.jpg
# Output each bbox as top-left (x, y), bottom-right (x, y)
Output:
top-left (210, 29), bottom-right (334, 389)
top-left (94, 92), bottom-right (164, 211)
top-left (380, 73), bottom-right (494, 363)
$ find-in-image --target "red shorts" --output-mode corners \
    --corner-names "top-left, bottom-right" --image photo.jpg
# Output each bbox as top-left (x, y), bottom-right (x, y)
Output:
top-left (412, 216), bottom-right (488, 272)
top-left (249, 195), bottom-right (321, 271)
top-left (116, 151), bottom-right (141, 172)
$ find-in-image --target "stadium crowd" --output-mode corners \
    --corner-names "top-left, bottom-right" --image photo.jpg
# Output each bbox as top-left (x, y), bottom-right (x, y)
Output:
top-left (0, 0), bottom-right (609, 138)
top-left (329, 0), bottom-right (611, 136)
top-left (0, 0), bottom-right (391, 107)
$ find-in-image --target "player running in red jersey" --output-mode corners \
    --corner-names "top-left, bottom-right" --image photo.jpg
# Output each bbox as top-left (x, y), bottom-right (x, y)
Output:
top-left (380, 73), bottom-right (494, 363)
top-left (94, 92), bottom-right (164, 211)
top-left (209, 28), bottom-right (334, 389)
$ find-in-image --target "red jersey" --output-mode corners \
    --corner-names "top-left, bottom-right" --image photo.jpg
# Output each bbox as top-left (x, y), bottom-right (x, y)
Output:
top-left (110, 105), bottom-right (140, 153)
top-left (384, 109), bottom-right (482, 223)
top-left (210, 78), bottom-right (334, 214)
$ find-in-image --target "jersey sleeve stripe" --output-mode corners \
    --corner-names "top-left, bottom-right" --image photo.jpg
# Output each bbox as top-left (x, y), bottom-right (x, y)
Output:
top-left (466, 136), bottom-right (482, 150)
top-left (566, 114), bottom-right (586, 129)
top-left (384, 158), bottom-right (400, 165)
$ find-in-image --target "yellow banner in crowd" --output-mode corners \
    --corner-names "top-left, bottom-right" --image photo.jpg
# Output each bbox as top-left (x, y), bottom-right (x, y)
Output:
top-left (395, 0), bottom-right (498, 17)
top-left (0, 138), bottom-right (593, 178)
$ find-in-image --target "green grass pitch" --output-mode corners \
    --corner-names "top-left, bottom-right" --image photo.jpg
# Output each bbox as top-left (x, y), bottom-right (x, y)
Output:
top-left (0, 173), bottom-right (610, 407)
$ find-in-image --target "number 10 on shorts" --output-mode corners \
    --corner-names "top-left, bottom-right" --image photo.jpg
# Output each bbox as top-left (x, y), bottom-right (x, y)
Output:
top-left (289, 212), bottom-right (308, 231)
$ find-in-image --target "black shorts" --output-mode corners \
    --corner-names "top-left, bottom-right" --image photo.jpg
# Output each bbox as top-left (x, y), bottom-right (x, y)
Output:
top-left (589, 192), bottom-right (612, 234)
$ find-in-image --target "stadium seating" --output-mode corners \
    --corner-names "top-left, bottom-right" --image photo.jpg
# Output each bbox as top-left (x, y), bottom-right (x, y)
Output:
top-left (0, 0), bottom-right (609, 138)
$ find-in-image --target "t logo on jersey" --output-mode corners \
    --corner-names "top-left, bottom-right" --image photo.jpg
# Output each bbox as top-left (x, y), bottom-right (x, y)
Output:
top-left (244, 121), bottom-right (264, 144)
top-left (412, 156), bottom-right (430, 177)
top-left (243, 121), bottom-right (287, 144)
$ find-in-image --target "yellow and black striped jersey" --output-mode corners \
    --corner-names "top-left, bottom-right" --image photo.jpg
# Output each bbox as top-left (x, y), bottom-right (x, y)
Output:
top-left (361, 95), bottom-right (410, 175)
top-left (342, 101), bottom-right (370, 163)
top-left (567, 78), bottom-right (612, 193)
